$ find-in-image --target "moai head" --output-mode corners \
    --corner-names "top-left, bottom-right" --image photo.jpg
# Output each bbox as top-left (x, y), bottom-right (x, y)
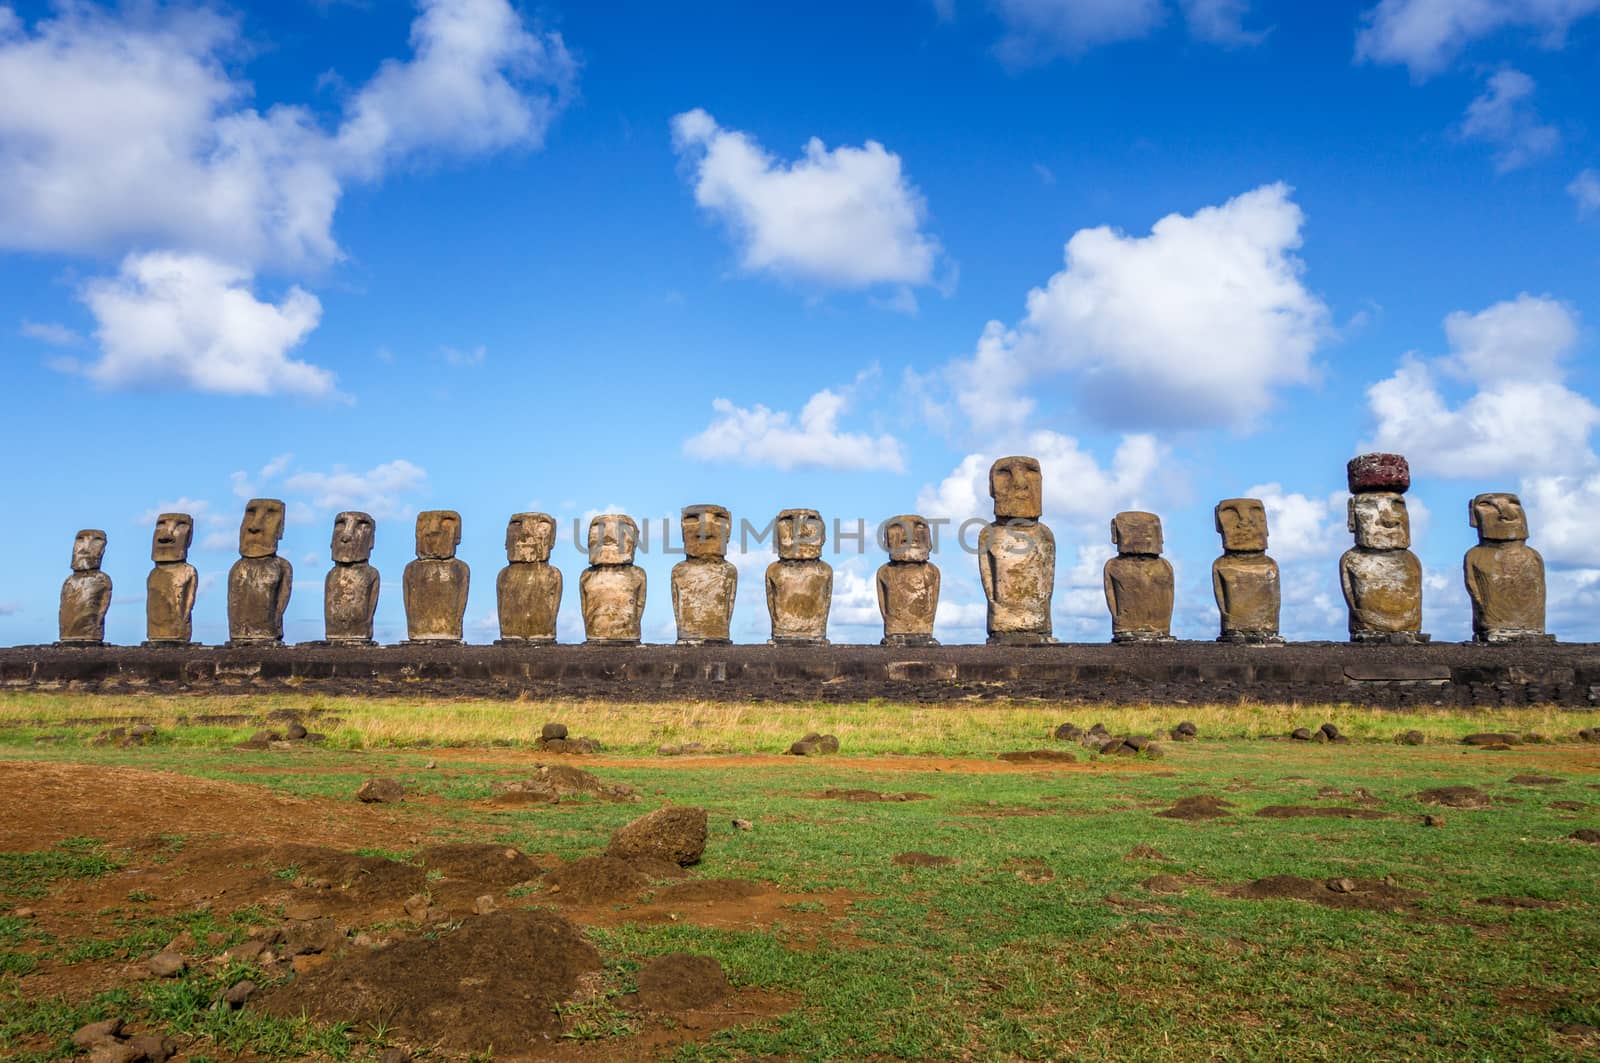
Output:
top-left (238, 498), bottom-right (286, 558)
top-left (884, 514), bottom-right (932, 563)
top-left (1469, 493), bottom-right (1529, 544)
top-left (506, 512), bottom-right (556, 563)
top-left (415, 510), bottom-right (462, 560)
top-left (71, 530), bottom-right (107, 572)
top-left (1215, 498), bottom-right (1268, 553)
top-left (587, 513), bottom-right (639, 566)
top-left (1111, 511), bottom-right (1164, 556)
top-left (990, 456), bottom-right (1043, 521)
top-left (681, 504), bottom-right (731, 560)
top-left (776, 509), bottom-right (825, 561)
top-left (331, 511), bottom-right (375, 564)
top-left (1348, 493), bottom-right (1410, 550)
top-left (151, 513), bottom-right (194, 563)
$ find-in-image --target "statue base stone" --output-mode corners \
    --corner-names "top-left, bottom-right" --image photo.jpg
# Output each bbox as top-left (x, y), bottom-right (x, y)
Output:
top-left (676, 637), bottom-right (732, 646)
top-left (882, 634), bottom-right (939, 647)
top-left (1218, 632), bottom-right (1286, 645)
top-left (1112, 632), bottom-right (1177, 644)
top-left (402, 639), bottom-right (462, 647)
top-left (495, 637), bottom-right (556, 647)
top-left (1351, 631), bottom-right (1431, 645)
top-left (226, 638), bottom-right (282, 648)
top-left (986, 633), bottom-right (1057, 646)
top-left (54, 640), bottom-right (105, 648)
top-left (770, 636), bottom-right (829, 647)
top-left (300, 639), bottom-right (379, 648)
top-left (584, 638), bottom-right (641, 648)
top-left (141, 640), bottom-right (195, 649)
top-left (1473, 631), bottom-right (1556, 645)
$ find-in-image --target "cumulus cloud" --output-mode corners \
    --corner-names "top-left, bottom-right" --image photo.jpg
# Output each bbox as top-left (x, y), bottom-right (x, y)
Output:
top-left (20, 320), bottom-right (80, 346)
top-left (1246, 483), bottom-right (1346, 561)
top-left (1363, 294), bottom-right (1598, 478)
top-left (1571, 169), bottom-right (1600, 214)
top-left (283, 460), bottom-right (429, 519)
top-left (1180, 0), bottom-right (1267, 44)
top-left (77, 252), bottom-right (329, 397)
top-left (1356, 0), bottom-right (1600, 78)
top-left (990, 0), bottom-right (1167, 63)
top-left (1459, 69), bottom-right (1559, 171)
top-left (684, 383), bottom-right (906, 472)
top-left (670, 109), bottom-right (945, 297)
top-left (942, 183), bottom-right (1327, 433)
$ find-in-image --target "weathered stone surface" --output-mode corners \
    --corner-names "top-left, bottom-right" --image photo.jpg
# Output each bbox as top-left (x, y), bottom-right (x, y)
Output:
top-left (403, 511), bottom-right (469, 643)
top-left (325, 511), bottom-right (379, 644)
top-left (1464, 492), bottom-right (1548, 643)
top-left (1105, 512), bottom-right (1174, 643)
top-left (606, 806), bottom-right (708, 866)
top-left (145, 514), bottom-right (197, 645)
top-left (767, 509), bottom-right (831, 644)
top-left (581, 514), bottom-right (645, 644)
top-left (228, 499), bottom-right (291, 645)
top-left (59, 530), bottom-right (111, 644)
top-left (979, 457), bottom-right (1055, 645)
top-left (672, 505), bottom-right (736, 645)
top-left (497, 513), bottom-right (561, 644)
top-left (1342, 478), bottom-right (1426, 643)
top-left (1212, 498), bottom-right (1281, 643)
top-left (878, 515), bottom-right (939, 646)
top-left (356, 777), bottom-right (404, 803)
top-left (1347, 452), bottom-right (1410, 494)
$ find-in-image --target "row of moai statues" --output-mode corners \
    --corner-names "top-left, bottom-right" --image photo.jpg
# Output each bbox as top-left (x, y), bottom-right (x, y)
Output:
top-left (56, 452), bottom-right (1548, 646)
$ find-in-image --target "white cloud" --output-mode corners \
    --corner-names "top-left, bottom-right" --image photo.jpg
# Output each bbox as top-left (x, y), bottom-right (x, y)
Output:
top-left (78, 252), bottom-right (330, 398)
top-left (1363, 294), bottom-right (1598, 478)
top-left (684, 384), bottom-right (906, 473)
top-left (670, 108), bottom-right (945, 294)
top-left (443, 344), bottom-right (487, 367)
top-left (1570, 168), bottom-right (1600, 214)
top-left (282, 460), bottom-right (429, 519)
top-left (20, 320), bottom-right (80, 346)
top-left (136, 497), bottom-right (215, 526)
top-left (1245, 483), bottom-right (1346, 561)
top-left (991, 0), bottom-right (1167, 64)
top-left (1356, 0), bottom-right (1600, 78)
top-left (1180, 0), bottom-right (1267, 44)
top-left (943, 182), bottom-right (1327, 432)
top-left (1521, 474), bottom-right (1600, 566)
top-left (1459, 69), bottom-right (1559, 171)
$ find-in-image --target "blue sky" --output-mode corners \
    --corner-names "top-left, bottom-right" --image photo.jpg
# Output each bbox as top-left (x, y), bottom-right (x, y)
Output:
top-left (2, 0), bottom-right (1598, 646)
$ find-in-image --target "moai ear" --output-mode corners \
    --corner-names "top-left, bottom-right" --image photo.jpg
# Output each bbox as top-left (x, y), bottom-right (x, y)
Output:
top-left (1346, 497), bottom-right (1357, 534)
top-left (1110, 517), bottom-right (1121, 547)
top-left (1214, 504), bottom-right (1225, 535)
top-left (1468, 498), bottom-right (1481, 529)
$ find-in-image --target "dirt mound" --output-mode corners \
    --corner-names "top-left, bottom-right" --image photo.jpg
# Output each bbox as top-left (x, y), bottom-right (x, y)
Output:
top-left (267, 844), bottom-right (425, 904)
top-left (1572, 829), bottom-right (1600, 844)
top-left (1256, 805), bottom-right (1389, 820)
top-left (1227, 875), bottom-right (1417, 910)
top-left (1124, 844), bottom-right (1174, 862)
top-left (1462, 732), bottom-right (1520, 746)
top-left (892, 851), bottom-right (955, 867)
top-left (1417, 786), bottom-right (1493, 809)
top-left (491, 764), bottom-right (637, 804)
top-left (542, 856), bottom-right (650, 904)
top-left (808, 788), bottom-right (933, 802)
top-left (418, 843), bottom-right (543, 888)
top-left (636, 952), bottom-right (731, 1012)
top-left (997, 749), bottom-right (1077, 764)
top-left (1550, 800), bottom-right (1589, 811)
top-left (607, 807), bottom-right (708, 867)
top-left (1155, 795), bottom-right (1235, 820)
top-left (1140, 874), bottom-right (1208, 894)
top-left (263, 909), bottom-right (598, 1052)
top-left (652, 879), bottom-right (765, 904)
top-left (1476, 896), bottom-right (1560, 909)
top-left (1508, 774), bottom-right (1567, 786)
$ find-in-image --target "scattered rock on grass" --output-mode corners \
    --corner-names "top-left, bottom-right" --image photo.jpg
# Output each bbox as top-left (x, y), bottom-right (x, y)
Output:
top-left (1319, 722), bottom-right (1341, 741)
top-left (1170, 721), bottom-right (1198, 741)
top-left (222, 979), bottom-right (257, 1008)
top-left (1572, 829), bottom-right (1600, 844)
top-left (1290, 728), bottom-right (1313, 741)
top-left (491, 765), bottom-right (637, 804)
top-left (72, 1019), bottom-right (125, 1049)
top-left (731, 818), bottom-right (753, 831)
top-left (1462, 732), bottom-right (1520, 747)
top-left (606, 807), bottom-right (708, 867)
top-left (1395, 730), bottom-right (1426, 745)
top-left (1053, 722), bottom-right (1084, 741)
top-left (146, 951), bottom-right (186, 978)
top-left (541, 723), bottom-right (568, 741)
top-left (789, 732), bottom-right (840, 756)
top-left (355, 778), bottom-right (404, 804)
top-left (1124, 843), bottom-right (1173, 862)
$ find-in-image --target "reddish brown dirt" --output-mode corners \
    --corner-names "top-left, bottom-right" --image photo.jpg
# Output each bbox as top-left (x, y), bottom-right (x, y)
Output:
top-left (634, 952), bottom-right (731, 1012)
top-left (892, 851), bottom-right (955, 867)
top-left (1255, 805), bottom-right (1391, 820)
top-left (543, 856), bottom-right (653, 904)
top-left (1507, 774), bottom-right (1567, 786)
top-left (1225, 875), bottom-right (1420, 910)
top-left (1416, 786), bottom-right (1494, 809)
top-left (996, 749), bottom-right (1078, 764)
top-left (1155, 795), bottom-right (1236, 820)
top-left (807, 788), bottom-right (933, 802)
top-left (1124, 844), bottom-right (1174, 862)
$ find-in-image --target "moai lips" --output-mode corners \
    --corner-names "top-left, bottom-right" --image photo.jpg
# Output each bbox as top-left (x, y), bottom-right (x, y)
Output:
top-left (404, 511), bottom-right (469, 642)
top-left (325, 511), bottom-right (379, 644)
top-left (767, 509), bottom-right (832, 644)
top-left (1212, 498), bottom-right (1281, 644)
top-left (59, 530), bottom-right (111, 644)
top-left (581, 514), bottom-right (645, 644)
top-left (979, 457), bottom-right (1055, 645)
top-left (672, 505), bottom-right (736, 645)
top-left (228, 499), bottom-right (292, 645)
top-left (1104, 511), bottom-right (1174, 643)
top-left (146, 513), bottom-right (197, 645)
top-left (1464, 493), bottom-right (1550, 643)
top-left (498, 512), bottom-right (561, 644)
top-left (877, 514), bottom-right (939, 647)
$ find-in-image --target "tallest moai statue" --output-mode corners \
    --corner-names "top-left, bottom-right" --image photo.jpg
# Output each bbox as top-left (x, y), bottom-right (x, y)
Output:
top-left (978, 456), bottom-right (1056, 645)
top-left (228, 499), bottom-right (293, 646)
top-left (1340, 453), bottom-right (1428, 644)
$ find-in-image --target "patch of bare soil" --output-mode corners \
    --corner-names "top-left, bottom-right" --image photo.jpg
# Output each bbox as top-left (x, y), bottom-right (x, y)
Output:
top-left (634, 952), bottom-right (730, 1012)
top-left (1155, 795), bottom-right (1235, 820)
top-left (651, 879), bottom-right (765, 904)
top-left (1571, 828), bottom-right (1600, 844)
top-left (1315, 786), bottom-right (1379, 804)
top-left (1416, 786), bottom-right (1494, 809)
top-left (542, 856), bottom-right (652, 904)
top-left (1226, 874), bottom-right (1419, 910)
top-left (892, 851), bottom-right (955, 867)
top-left (996, 750), bottom-right (1077, 764)
top-left (1476, 896), bottom-right (1561, 910)
top-left (1255, 805), bottom-right (1390, 820)
top-left (806, 788), bottom-right (932, 802)
top-left (418, 843), bottom-right (545, 889)
top-left (1124, 843), bottom-right (1174, 862)
top-left (490, 764), bottom-right (638, 804)
top-left (1508, 774), bottom-right (1567, 786)
top-left (262, 909), bottom-right (599, 1052)
top-left (1550, 800), bottom-right (1589, 811)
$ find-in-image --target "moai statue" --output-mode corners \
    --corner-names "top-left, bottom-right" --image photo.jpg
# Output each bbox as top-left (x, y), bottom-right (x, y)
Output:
top-left (1212, 498), bottom-right (1282, 643)
top-left (228, 498), bottom-right (292, 645)
top-left (766, 508), bottom-right (832, 645)
top-left (324, 511), bottom-right (379, 644)
top-left (1103, 511), bottom-right (1175, 643)
top-left (1464, 492), bottom-right (1550, 643)
top-left (403, 510), bottom-right (469, 643)
top-left (1340, 453), bottom-right (1427, 643)
top-left (580, 514), bottom-right (646, 645)
top-left (497, 512), bottom-right (562, 645)
top-left (671, 504), bottom-right (736, 645)
top-left (58, 530), bottom-right (111, 645)
top-left (978, 456), bottom-right (1056, 644)
top-left (145, 513), bottom-right (197, 646)
top-left (877, 514), bottom-right (940, 647)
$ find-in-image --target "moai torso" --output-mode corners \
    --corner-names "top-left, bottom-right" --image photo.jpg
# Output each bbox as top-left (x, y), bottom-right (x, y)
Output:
top-left (767, 509), bottom-right (831, 644)
top-left (228, 556), bottom-right (294, 642)
top-left (672, 505), bottom-right (737, 644)
top-left (979, 457), bottom-right (1055, 643)
top-left (59, 530), bottom-right (111, 643)
top-left (878, 514), bottom-right (940, 646)
top-left (325, 511), bottom-right (379, 643)
top-left (1212, 498), bottom-right (1281, 642)
top-left (404, 511), bottom-right (469, 642)
top-left (498, 513), bottom-right (561, 643)
top-left (1463, 492), bottom-right (1547, 642)
top-left (581, 514), bottom-right (646, 644)
top-left (1104, 511), bottom-right (1173, 642)
top-left (146, 513), bottom-right (196, 643)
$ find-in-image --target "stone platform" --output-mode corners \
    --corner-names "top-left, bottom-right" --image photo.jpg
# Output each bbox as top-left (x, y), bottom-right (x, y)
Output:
top-left (3, 641), bottom-right (1599, 707)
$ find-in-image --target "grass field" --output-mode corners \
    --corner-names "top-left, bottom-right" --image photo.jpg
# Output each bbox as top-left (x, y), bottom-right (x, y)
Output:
top-left (1, 694), bottom-right (1597, 1061)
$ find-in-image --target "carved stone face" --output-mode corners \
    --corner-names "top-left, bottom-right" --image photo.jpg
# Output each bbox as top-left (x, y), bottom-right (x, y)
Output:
top-left (681, 505), bottom-right (731, 560)
top-left (990, 456), bottom-right (1043, 521)
top-left (1111, 511), bottom-right (1163, 555)
top-left (71, 530), bottom-right (107, 572)
top-left (1349, 493), bottom-right (1410, 550)
top-left (1469, 492), bottom-right (1528, 543)
top-left (1215, 498), bottom-right (1268, 552)
top-left (238, 498), bottom-right (286, 558)
top-left (331, 511), bottom-right (375, 564)
top-left (151, 513), bottom-right (193, 563)
top-left (415, 510), bottom-right (462, 560)
top-left (588, 513), bottom-right (638, 565)
top-left (884, 514), bottom-right (932, 563)
top-left (776, 509), bottom-right (825, 561)
top-left (506, 512), bottom-right (556, 563)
